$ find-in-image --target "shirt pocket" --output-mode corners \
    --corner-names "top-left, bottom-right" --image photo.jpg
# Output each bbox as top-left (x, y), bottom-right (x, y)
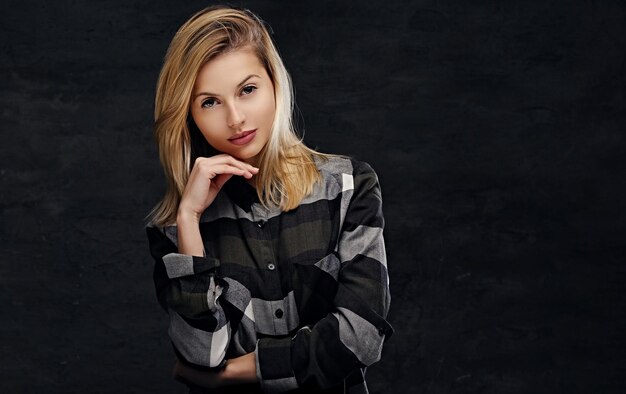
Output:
top-left (292, 252), bottom-right (342, 324)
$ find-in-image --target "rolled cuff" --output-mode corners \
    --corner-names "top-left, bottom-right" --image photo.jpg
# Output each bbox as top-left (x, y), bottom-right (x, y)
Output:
top-left (254, 337), bottom-right (299, 393)
top-left (162, 252), bottom-right (220, 279)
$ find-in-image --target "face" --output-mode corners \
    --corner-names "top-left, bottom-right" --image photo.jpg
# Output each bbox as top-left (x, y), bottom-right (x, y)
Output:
top-left (190, 47), bottom-right (276, 166)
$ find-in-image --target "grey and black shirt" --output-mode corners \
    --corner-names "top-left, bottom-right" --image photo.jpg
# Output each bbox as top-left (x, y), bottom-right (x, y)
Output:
top-left (146, 155), bottom-right (393, 393)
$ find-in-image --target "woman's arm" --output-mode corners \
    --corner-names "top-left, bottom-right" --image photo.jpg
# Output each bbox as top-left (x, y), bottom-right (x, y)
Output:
top-left (253, 160), bottom-right (394, 393)
top-left (176, 209), bottom-right (205, 256)
top-left (153, 211), bottom-right (259, 387)
top-left (172, 352), bottom-right (258, 389)
top-left (146, 222), bottom-right (232, 369)
top-left (146, 155), bottom-right (259, 370)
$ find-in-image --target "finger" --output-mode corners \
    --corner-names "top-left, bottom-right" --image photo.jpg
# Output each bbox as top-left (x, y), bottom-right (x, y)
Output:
top-left (221, 155), bottom-right (260, 173)
top-left (207, 164), bottom-right (252, 179)
top-left (199, 155), bottom-right (259, 176)
top-left (195, 154), bottom-right (259, 175)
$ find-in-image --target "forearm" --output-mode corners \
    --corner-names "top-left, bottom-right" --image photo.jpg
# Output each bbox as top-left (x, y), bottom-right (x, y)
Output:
top-left (222, 352), bottom-right (258, 385)
top-left (173, 352), bottom-right (258, 389)
top-left (176, 210), bottom-right (205, 256)
top-left (147, 223), bottom-right (227, 368)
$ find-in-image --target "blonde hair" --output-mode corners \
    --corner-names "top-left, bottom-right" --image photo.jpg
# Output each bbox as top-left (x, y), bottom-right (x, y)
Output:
top-left (146, 5), bottom-right (333, 227)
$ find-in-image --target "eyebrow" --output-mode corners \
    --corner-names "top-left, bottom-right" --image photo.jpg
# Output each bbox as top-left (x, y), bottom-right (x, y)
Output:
top-left (193, 74), bottom-right (261, 100)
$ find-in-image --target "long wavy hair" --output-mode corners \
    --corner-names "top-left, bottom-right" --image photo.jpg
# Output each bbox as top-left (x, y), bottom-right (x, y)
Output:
top-left (146, 5), bottom-right (333, 227)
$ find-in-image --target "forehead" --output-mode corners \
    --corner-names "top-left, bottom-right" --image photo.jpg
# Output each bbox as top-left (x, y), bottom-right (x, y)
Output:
top-left (194, 48), bottom-right (266, 90)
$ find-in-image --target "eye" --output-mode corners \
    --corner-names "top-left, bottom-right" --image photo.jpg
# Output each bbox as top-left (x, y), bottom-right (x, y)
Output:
top-left (201, 97), bottom-right (217, 109)
top-left (241, 85), bottom-right (257, 95)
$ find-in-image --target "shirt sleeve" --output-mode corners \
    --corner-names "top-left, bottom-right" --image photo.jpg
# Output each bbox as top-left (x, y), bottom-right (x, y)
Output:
top-left (146, 224), bottom-right (234, 369)
top-left (253, 160), bottom-right (394, 393)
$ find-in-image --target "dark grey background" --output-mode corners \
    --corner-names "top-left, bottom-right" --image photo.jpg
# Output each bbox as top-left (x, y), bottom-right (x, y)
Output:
top-left (1, 0), bottom-right (624, 393)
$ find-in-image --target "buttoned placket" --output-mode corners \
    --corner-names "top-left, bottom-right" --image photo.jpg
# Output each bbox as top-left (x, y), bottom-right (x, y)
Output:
top-left (250, 202), bottom-right (288, 335)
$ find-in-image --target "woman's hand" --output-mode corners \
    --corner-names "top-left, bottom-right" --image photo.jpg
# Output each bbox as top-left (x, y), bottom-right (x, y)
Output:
top-left (178, 154), bottom-right (259, 222)
top-left (221, 352), bottom-right (258, 386)
top-left (172, 352), bottom-right (258, 389)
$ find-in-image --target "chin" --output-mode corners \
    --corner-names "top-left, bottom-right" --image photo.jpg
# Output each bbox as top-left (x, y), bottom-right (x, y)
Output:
top-left (229, 147), bottom-right (262, 162)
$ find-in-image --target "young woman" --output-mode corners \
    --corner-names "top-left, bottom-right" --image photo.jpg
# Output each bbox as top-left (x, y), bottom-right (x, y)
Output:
top-left (145, 5), bottom-right (393, 393)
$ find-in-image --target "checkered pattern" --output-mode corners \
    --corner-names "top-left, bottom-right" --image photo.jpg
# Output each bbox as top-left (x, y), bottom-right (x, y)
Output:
top-left (146, 156), bottom-right (393, 393)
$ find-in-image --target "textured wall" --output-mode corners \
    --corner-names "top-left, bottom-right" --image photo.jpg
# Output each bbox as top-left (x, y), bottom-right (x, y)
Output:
top-left (1, 0), bottom-right (624, 393)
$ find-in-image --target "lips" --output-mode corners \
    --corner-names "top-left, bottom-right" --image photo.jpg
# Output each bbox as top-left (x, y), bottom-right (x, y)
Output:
top-left (227, 129), bottom-right (257, 146)
top-left (228, 129), bottom-right (256, 141)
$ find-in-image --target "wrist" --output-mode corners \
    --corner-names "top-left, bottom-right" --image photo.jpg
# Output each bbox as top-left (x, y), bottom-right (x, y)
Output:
top-left (176, 207), bottom-right (200, 226)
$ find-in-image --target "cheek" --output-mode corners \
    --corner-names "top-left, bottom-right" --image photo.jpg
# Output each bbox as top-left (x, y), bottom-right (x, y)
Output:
top-left (192, 109), bottom-right (217, 132)
top-left (259, 91), bottom-right (276, 123)
top-left (193, 117), bottom-right (221, 144)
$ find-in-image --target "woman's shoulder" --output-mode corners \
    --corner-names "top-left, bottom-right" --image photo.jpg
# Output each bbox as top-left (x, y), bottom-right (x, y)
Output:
top-left (144, 219), bottom-right (179, 245)
top-left (313, 153), bottom-right (378, 178)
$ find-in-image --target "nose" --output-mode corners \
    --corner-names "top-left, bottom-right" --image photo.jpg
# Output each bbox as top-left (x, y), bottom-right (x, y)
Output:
top-left (226, 101), bottom-right (245, 129)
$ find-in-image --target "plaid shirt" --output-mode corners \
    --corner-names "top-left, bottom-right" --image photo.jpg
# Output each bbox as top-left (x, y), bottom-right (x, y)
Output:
top-left (146, 155), bottom-right (393, 393)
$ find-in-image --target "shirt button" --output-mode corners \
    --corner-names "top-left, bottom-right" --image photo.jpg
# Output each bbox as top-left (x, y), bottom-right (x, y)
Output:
top-left (267, 263), bottom-right (275, 270)
top-left (378, 327), bottom-right (385, 336)
top-left (274, 308), bottom-right (283, 318)
top-left (257, 220), bottom-right (265, 228)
